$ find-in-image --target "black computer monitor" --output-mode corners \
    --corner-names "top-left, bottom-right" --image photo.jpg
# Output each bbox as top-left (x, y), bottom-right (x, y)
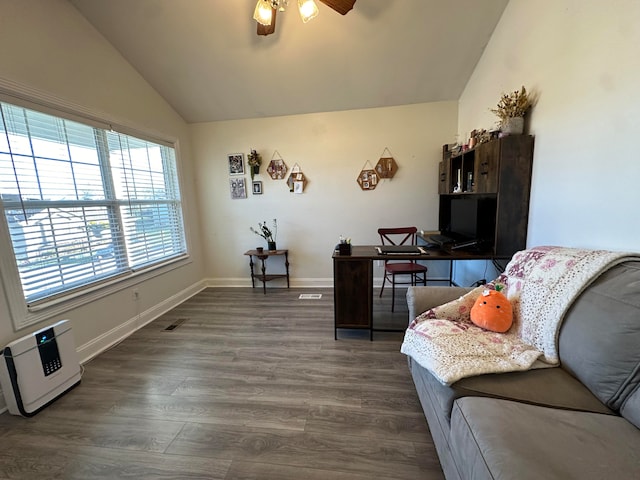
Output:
top-left (446, 196), bottom-right (497, 243)
top-left (450, 197), bottom-right (478, 239)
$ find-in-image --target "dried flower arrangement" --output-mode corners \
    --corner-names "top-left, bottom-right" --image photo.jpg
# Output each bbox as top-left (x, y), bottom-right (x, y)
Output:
top-left (247, 149), bottom-right (262, 168)
top-left (490, 86), bottom-right (531, 124)
top-left (247, 149), bottom-right (262, 179)
top-left (469, 128), bottom-right (491, 147)
top-left (250, 219), bottom-right (277, 243)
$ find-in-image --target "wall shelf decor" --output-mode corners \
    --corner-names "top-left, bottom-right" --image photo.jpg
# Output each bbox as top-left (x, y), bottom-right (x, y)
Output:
top-left (286, 163), bottom-right (307, 193)
top-left (266, 150), bottom-right (288, 180)
top-left (357, 161), bottom-right (378, 191)
top-left (375, 148), bottom-right (398, 179)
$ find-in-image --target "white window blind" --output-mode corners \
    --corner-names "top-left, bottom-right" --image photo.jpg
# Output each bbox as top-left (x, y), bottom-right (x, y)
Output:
top-left (0, 101), bottom-right (186, 306)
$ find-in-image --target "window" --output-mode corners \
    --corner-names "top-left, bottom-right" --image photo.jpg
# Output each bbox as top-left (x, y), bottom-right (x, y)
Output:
top-left (0, 100), bottom-right (187, 309)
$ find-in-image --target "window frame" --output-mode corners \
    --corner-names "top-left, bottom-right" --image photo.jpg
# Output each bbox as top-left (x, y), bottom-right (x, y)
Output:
top-left (0, 84), bottom-right (192, 331)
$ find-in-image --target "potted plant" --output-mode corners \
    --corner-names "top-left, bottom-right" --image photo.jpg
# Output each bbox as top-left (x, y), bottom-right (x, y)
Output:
top-left (250, 218), bottom-right (277, 250)
top-left (247, 149), bottom-right (262, 180)
top-left (490, 86), bottom-right (531, 135)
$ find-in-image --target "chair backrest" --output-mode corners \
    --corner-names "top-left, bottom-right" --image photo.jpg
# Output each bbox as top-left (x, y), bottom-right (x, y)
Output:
top-left (378, 227), bottom-right (418, 246)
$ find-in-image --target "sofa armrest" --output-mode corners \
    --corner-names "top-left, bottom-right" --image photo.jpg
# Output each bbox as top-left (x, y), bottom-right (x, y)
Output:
top-left (407, 286), bottom-right (473, 321)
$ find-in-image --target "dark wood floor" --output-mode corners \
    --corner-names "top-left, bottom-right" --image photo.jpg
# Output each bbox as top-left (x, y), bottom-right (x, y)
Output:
top-left (0, 287), bottom-right (444, 480)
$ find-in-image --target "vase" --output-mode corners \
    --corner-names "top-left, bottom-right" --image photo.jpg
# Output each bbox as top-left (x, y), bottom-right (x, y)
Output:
top-left (501, 117), bottom-right (524, 135)
top-left (250, 165), bottom-right (259, 179)
top-left (268, 241), bottom-right (277, 251)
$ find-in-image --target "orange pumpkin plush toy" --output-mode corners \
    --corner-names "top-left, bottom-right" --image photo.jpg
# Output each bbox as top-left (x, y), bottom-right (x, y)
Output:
top-left (470, 286), bottom-right (513, 333)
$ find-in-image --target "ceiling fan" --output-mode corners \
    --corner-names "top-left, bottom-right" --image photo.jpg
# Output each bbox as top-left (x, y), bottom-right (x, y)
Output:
top-left (253, 0), bottom-right (357, 36)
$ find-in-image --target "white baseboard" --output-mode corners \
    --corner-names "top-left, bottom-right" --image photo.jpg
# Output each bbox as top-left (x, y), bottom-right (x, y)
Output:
top-left (204, 277), bottom-right (334, 288)
top-left (205, 277), bottom-right (253, 287)
top-left (202, 277), bottom-right (398, 289)
top-left (290, 278), bottom-right (334, 288)
top-left (76, 280), bottom-right (206, 364)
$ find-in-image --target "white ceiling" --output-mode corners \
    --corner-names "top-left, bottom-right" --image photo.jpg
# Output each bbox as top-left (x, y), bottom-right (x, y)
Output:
top-left (68, 0), bottom-right (509, 124)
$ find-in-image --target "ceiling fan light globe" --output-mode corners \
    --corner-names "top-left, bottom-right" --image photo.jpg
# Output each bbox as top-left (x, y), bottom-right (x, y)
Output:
top-left (253, 0), bottom-right (274, 26)
top-left (298, 0), bottom-right (319, 23)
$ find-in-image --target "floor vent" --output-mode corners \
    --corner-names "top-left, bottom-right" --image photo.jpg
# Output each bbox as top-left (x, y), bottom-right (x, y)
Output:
top-left (299, 293), bottom-right (323, 300)
top-left (164, 318), bottom-right (188, 331)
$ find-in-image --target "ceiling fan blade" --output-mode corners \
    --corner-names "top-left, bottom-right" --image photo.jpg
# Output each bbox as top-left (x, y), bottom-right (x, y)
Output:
top-left (257, 7), bottom-right (277, 36)
top-left (318, 0), bottom-right (356, 15)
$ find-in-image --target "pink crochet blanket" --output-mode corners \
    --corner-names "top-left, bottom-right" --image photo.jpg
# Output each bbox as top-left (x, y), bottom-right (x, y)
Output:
top-left (401, 246), bottom-right (637, 385)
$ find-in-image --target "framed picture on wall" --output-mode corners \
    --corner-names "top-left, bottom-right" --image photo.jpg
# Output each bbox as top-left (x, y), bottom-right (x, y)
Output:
top-left (252, 180), bottom-right (263, 195)
top-left (230, 177), bottom-right (247, 199)
top-left (228, 153), bottom-right (245, 176)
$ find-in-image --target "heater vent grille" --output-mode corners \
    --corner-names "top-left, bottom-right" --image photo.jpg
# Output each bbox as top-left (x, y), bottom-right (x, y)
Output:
top-left (299, 293), bottom-right (323, 299)
top-left (164, 318), bottom-right (188, 331)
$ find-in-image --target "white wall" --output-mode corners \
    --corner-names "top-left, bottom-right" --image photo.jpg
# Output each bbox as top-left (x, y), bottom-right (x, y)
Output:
top-left (459, 0), bottom-right (640, 253)
top-left (191, 102), bottom-right (458, 285)
top-left (0, 0), bottom-right (204, 357)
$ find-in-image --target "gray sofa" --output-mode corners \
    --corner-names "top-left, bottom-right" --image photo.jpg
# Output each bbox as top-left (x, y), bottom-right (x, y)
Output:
top-left (406, 260), bottom-right (640, 480)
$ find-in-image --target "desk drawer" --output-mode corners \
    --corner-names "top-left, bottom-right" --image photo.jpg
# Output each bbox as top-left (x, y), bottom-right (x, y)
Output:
top-left (333, 257), bottom-right (372, 329)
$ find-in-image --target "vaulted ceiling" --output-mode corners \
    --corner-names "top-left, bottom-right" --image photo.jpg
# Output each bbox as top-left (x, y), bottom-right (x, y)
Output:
top-left (68, 0), bottom-right (509, 123)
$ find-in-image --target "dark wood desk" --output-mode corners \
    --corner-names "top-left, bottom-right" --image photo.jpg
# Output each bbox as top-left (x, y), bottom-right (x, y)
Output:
top-left (244, 249), bottom-right (290, 294)
top-left (332, 245), bottom-right (503, 340)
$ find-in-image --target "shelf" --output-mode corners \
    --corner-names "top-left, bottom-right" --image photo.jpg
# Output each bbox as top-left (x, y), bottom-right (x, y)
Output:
top-left (256, 274), bottom-right (288, 282)
top-left (244, 249), bottom-right (290, 294)
top-left (438, 135), bottom-right (534, 258)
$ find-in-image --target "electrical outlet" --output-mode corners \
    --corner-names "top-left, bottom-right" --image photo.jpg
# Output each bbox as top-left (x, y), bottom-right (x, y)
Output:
top-left (132, 288), bottom-right (139, 301)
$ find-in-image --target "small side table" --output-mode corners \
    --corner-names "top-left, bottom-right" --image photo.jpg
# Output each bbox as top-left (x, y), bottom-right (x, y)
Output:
top-left (244, 249), bottom-right (290, 294)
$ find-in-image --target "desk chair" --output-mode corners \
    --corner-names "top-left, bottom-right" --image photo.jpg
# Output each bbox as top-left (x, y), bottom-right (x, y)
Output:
top-left (378, 227), bottom-right (428, 312)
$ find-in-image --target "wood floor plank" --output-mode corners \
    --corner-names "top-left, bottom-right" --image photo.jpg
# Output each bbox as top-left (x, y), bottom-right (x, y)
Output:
top-left (173, 376), bottom-right (363, 408)
top-left (304, 404), bottom-right (432, 442)
top-left (360, 383), bottom-right (424, 412)
top-left (224, 460), bottom-right (407, 480)
top-left (166, 423), bottom-right (431, 480)
top-left (1, 413), bottom-right (185, 453)
top-left (78, 367), bottom-right (187, 396)
top-left (109, 393), bottom-right (309, 431)
top-left (0, 442), bottom-right (231, 480)
top-left (0, 287), bottom-right (443, 479)
top-left (0, 445), bottom-right (69, 479)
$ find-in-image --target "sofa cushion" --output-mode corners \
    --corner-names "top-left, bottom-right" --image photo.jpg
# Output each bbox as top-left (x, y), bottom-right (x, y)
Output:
top-left (407, 286), bottom-right (473, 321)
top-left (411, 361), bottom-right (612, 427)
top-left (559, 260), bottom-right (640, 410)
top-left (622, 385), bottom-right (640, 429)
top-left (450, 397), bottom-right (640, 480)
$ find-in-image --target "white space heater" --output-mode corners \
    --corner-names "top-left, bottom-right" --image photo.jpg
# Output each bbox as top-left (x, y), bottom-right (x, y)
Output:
top-left (0, 319), bottom-right (81, 417)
